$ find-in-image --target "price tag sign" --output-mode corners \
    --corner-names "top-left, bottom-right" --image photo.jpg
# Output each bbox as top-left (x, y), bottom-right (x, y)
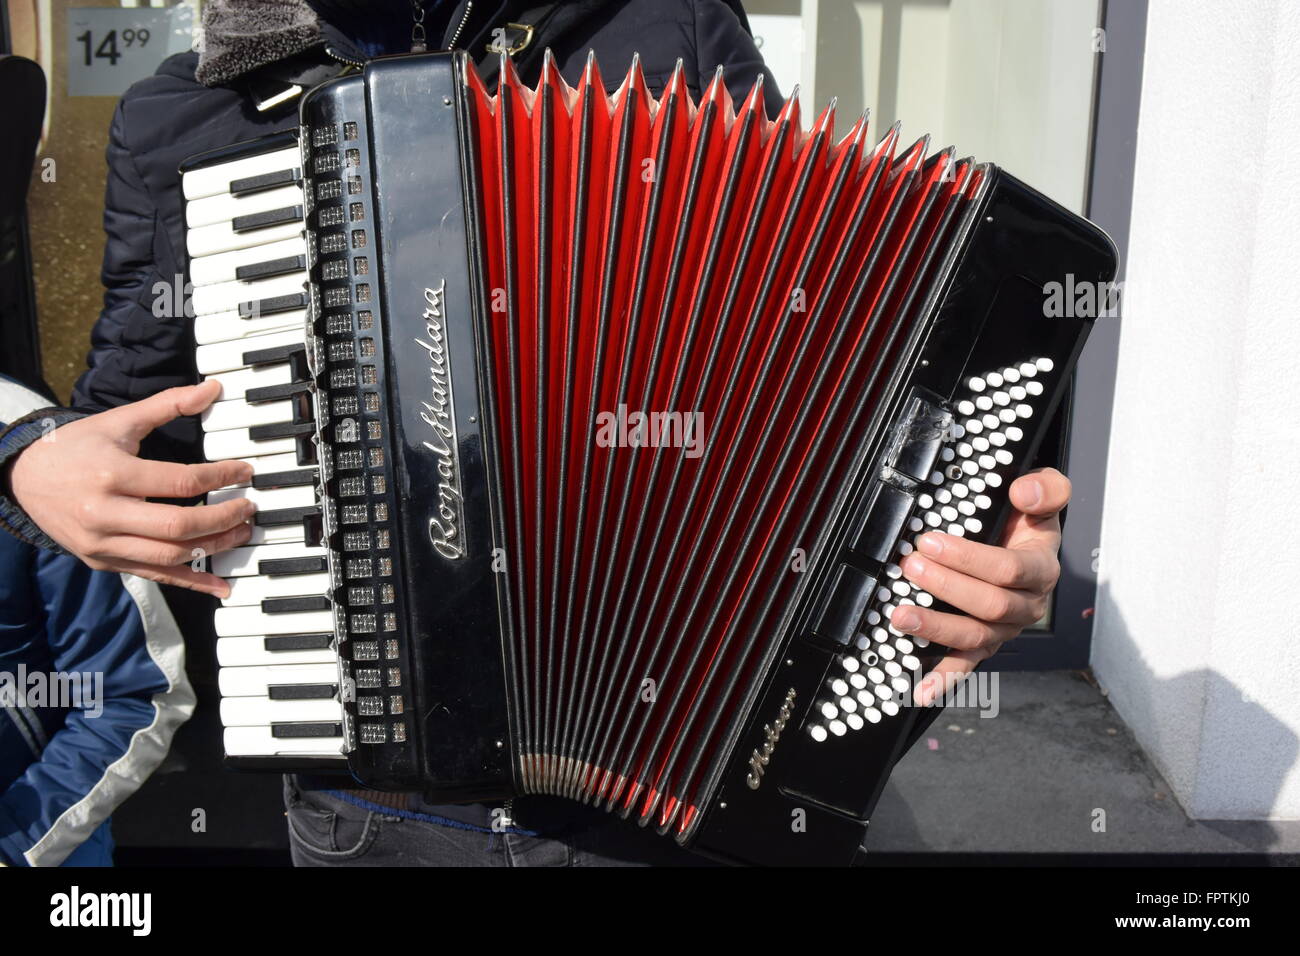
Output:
top-left (67, 6), bottom-right (195, 97)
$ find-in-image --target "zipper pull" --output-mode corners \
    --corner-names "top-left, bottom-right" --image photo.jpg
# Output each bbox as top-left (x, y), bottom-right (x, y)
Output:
top-left (410, 0), bottom-right (428, 53)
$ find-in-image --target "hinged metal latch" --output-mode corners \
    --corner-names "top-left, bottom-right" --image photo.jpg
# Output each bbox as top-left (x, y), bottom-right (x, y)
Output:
top-left (486, 22), bottom-right (535, 56)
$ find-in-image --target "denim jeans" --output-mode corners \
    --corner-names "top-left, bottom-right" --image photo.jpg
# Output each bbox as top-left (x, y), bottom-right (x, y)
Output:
top-left (284, 777), bottom-right (720, 867)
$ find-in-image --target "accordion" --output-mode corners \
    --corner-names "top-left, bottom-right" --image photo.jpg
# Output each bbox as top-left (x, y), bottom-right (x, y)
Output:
top-left (184, 51), bottom-right (1116, 865)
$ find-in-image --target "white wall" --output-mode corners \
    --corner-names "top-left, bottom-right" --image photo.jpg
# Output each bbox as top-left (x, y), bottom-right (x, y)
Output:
top-left (745, 0), bottom-right (1099, 213)
top-left (1092, 0), bottom-right (1300, 819)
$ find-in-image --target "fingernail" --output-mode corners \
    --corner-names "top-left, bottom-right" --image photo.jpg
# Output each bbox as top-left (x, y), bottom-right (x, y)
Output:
top-left (241, 500), bottom-right (257, 518)
top-left (1022, 478), bottom-right (1043, 509)
top-left (914, 675), bottom-right (937, 706)
top-left (893, 607), bottom-right (921, 632)
top-left (918, 532), bottom-right (945, 556)
top-left (236, 463), bottom-right (254, 480)
top-left (903, 555), bottom-right (926, 580)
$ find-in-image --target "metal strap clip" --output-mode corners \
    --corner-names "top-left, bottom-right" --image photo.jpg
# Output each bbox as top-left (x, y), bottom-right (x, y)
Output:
top-left (486, 22), bottom-right (535, 57)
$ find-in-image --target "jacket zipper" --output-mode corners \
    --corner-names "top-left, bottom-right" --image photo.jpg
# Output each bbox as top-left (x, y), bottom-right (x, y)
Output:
top-left (324, 0), bottom-right (471, 64)
top-left (447, 1), bottom-right (474, 50)
top-left (499, 798), bottom-right (515, 830)
top-left (324, 45), bottom-right (366, 69)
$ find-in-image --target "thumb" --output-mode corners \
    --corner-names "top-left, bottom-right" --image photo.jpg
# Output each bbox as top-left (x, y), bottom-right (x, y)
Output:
top-left (1008, 467), bottom-right (1071, 517)
top-left (106, 381), bottom-right (223, 445)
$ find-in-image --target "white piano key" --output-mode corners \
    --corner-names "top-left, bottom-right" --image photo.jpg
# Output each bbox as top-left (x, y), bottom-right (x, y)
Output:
top-left (211, 540), bottom-right (326, 578)
top-left (188, 218), bottom-right (304, 259)
top-left (248, 521), bottom-right (308, 546)
top-left (182, 146), bottom-right (301, 201)
top-left (216, 635), bottom-right (336, 667)
top-left (223, 726), bottom-right (344, 758)
top-left (186, 183), bottom-right (304, 229)
top-left (202, 396), bottom-right (296, 433)
top-left (242, 452), bottom-right (317, 480)
top-left (196, 327), bottom-right (304, 375)
top-left (212, 452), bottom-right (317, 490)
top-left (208, 483), bottom-right (317, 512)
top-left (192, 272), bottom-right (308, 317)
top-left (221, 696), bottom-right (342, 727)
top-left (223, 572), bottom-right (329, 608)
top-left (215, 603), bottom-right (333, 638)
top-left (189, 236), bottom-right (307, 287)
top-left (195, 307), bottom-right (307, 346)
top-left (203, 428), bottom-right (297, 462)
top-left (205, 364), bottom-right (293, 403)
top-left (219, 663), bottom-right (339, 696)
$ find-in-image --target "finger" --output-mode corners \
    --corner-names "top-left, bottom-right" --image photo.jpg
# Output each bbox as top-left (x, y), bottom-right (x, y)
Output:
top-left (105, 496), bottom-right (256, 543)
top-left (913, 650), bottom-right (986, 706)
top-left (103, 381), bottom-right (224, 445)
top-left (901, 552), bottom-right (1044, 625)
top-left (87, 522), bottom-right (254, 572)
top-left (999, 504), bottom-right (1062, 553)
top-left (914, 530), bottom-right (1058, 593)
top-left (113, 457), bottom-right (255, 500)
top-left (890, 602), bottom-right (1019, 652)
top-left (108, 559), bottom-right (233, 598)
top-left (1007, 467), bottom-right (1071, 517)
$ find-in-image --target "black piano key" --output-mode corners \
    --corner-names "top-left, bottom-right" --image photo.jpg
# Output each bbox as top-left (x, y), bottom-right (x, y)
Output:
top-left (268, 683), bottom-right (337, 701)
top-left (263, 632), bottom-right (333, 652)
top-left (235, 254), bottom-right (307, 282)
top-left (254, 505), bottom-right (321, 527)
top-left (232, 204), bottom-right (303, 233)
top-left (261, 594), bottom-right (331, 614)
top-left (242, 341), bottom-right (305, 366)
top-left (229, 167), bottom-right (301, 197)
top-left (295, 434), bottom-right (319, 468)
top-left (245, 379), bottom-right (312, 404)
top-left (238, 291), bottom-right (308, 318)
top-left (272, 722), bottom-right (342, 739)
top-left (258, 554), bottom-right (328, 575)
top-left (249, 420), bottom-right (314, 441)
top-left (252, 469), bottom-right (318, 491)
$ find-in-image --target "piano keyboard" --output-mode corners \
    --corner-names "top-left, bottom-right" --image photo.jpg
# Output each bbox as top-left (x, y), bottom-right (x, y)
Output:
top-left (183, 133), bottom-right (347, 765)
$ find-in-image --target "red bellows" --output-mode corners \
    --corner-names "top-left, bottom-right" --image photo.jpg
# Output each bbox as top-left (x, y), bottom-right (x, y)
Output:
top-left (463, 51), bottom-right (976, 837)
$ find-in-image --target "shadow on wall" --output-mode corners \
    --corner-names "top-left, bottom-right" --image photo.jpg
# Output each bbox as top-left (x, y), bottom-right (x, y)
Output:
top-left (1091, 568), bottom-right (1299, 840)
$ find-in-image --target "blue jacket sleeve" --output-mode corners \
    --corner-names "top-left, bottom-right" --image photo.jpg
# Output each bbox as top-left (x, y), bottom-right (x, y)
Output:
top-left (0, 550), bottom-right (195, 866)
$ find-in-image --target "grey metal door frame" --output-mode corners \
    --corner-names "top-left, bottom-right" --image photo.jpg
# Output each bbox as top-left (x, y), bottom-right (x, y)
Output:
top-left (996, 0), bottom-right (1146, 671)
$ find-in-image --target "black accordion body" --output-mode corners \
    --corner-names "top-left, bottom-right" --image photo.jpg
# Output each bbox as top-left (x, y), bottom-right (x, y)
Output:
top-left (184, 51), bottom-right (1116, 865)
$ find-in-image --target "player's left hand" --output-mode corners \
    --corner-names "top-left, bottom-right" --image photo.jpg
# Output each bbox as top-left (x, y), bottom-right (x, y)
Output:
top-left (889, 467), bottom-right (1071, 705)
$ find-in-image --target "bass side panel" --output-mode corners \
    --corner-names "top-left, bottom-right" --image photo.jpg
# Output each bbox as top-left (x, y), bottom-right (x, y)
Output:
top-left (689, 169), bottom-right (1117, 866)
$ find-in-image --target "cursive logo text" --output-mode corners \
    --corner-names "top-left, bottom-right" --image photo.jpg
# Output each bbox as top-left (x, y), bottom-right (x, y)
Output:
top-left (414, 280), bottom-right (466, 560)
